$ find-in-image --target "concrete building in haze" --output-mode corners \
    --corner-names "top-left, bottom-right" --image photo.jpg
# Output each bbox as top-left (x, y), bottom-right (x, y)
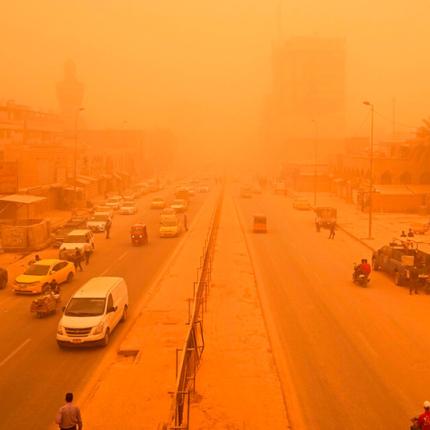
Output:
top-left (267, 36), bottom-right (346, 161)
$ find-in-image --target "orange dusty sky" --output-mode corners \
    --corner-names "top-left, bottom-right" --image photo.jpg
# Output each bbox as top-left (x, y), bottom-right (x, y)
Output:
top-left (1, 0), bottom-right (430, 152)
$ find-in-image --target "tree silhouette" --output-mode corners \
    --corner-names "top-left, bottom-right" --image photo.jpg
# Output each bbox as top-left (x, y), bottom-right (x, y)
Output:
top-left (417, 117), bottom-right (430, 141)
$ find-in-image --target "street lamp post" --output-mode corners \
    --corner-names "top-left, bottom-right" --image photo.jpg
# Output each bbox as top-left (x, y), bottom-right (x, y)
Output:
top-left (363, 101), bottom-right (374, 240)
top-left (73, 107), bottom-right (84, 210)
top-left (312, 119), bottom-right (318, 207)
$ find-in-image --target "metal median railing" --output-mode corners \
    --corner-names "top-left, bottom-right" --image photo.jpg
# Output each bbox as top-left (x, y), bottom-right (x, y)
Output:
top-left (163, 187), bottom-right (224, 430)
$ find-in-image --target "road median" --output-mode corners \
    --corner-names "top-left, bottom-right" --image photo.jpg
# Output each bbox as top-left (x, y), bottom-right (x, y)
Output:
top-left (189, 191), bottom-right (290, 429)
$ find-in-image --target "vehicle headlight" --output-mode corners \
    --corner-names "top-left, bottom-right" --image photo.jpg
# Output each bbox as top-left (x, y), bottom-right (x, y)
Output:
top-left (57, 325), bottom-right (64, 335)
top-left (92, 321), bottom-right (104, 335)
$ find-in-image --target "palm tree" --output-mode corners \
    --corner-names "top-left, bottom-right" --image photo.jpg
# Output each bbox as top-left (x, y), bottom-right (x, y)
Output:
top-left (417, 117), bottom-right (430, 141)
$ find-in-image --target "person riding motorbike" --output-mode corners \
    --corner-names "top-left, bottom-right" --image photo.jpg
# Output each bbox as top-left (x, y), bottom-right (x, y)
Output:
top-left (354, 259), bottom-right (371, 281)
top-left (411, 400), bottom-right (430, 429)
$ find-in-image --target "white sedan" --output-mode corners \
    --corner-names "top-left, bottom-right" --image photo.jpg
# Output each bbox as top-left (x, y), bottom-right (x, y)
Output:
top-left (119, 204), bottom-right (138, 215)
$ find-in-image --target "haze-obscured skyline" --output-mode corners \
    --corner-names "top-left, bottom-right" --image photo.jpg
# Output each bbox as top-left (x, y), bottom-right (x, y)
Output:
top-left (2, 0), bottom-right (430, 150)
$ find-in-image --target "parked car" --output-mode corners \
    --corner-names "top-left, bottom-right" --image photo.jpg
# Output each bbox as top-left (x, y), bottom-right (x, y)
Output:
top-left (87, 212), bottom-right (111, 232)
top-left (372, 240), bottom-right (417, 285)
top-left (59, 229), bottom-right (95, 259)
top-left (119, 203), bottom-right (137, 215)
top-left (14, 259), bottom-right (75, 295)
top-left (93, 205), bottom-right (114, 218)
top-left (105, 196), bottom-right (122, 210)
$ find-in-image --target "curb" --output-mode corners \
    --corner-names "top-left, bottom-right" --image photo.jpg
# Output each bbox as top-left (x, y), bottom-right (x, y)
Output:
top-left (337, 224), bottom-right (376, 252)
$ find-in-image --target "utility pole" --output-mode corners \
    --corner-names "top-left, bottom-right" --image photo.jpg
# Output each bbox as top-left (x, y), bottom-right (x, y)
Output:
top-left (363, 101), bottom-right (374, 240)
top-left (73, 107), bottom-right (84, 210)
top-left (312, 119), bottom-right (318, 207)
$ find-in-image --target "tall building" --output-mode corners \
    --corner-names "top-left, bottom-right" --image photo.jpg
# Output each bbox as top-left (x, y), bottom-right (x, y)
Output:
top-left (267, 36), bottom-right (346, 161)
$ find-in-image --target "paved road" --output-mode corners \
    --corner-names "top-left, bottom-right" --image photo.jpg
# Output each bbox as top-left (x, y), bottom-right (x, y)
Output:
top-left (235, 189), bottom-right (430, 430)
top-left (0, 189), bottom-right (210, 430)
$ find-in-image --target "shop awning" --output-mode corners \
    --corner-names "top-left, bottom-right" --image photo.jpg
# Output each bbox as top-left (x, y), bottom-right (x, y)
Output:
top-left (0, 194), bottom-right (47, 204)
top-left (78, 175), bottom-right (97, 182)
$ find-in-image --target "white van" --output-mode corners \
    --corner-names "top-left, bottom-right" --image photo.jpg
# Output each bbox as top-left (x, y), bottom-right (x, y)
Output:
top-left (56, 277), bottom-right (128, 347)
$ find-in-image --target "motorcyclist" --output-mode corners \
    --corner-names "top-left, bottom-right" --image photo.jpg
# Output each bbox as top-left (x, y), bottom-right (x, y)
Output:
top-left (412, 400), bottom-right (430, 429)
top-left (354, 259), bottom-right (371, 280)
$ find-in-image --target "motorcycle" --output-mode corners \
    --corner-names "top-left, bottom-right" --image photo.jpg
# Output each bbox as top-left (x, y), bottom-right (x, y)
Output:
top-left (353, 263), bottom-right (369, 287)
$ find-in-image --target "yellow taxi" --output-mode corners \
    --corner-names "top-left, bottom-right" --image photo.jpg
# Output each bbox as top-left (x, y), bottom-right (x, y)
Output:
top-left (14, 259), bottom-right (76, 295)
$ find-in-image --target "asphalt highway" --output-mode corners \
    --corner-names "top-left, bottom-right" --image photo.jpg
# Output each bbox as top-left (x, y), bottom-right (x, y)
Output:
top-left (235, 189), bottom-right (430, 430)
top-left (0, 188), bottom-right (210, 430)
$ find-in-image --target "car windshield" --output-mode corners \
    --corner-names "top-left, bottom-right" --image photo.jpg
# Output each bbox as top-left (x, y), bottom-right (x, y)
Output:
top-left (24, 264), bottom-right (50, 276)
top-left (64, 235), bottom-right (87, 243)
top-left (254, 217), bottom-right (266, 223)
top-left (172, 200), bottom-right (184, 206)
top-left (65, 297), bottom-right (106, 317)
top-left (107, 198), bottom-right (120, 203)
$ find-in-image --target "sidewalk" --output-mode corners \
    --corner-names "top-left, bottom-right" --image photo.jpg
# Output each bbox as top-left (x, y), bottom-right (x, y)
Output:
top-left (79, 191), bottom-right (218, 429)
top-left (0, 208), bottom-right (71, 280)
top-left (190, 194), bottom-right (289, 429)
top-left (299, 192), bottom-right (430, 251)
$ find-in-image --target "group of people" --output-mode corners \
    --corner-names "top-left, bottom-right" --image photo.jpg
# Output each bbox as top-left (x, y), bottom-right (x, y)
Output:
top-left (401, 228), bottom-right (415, 238)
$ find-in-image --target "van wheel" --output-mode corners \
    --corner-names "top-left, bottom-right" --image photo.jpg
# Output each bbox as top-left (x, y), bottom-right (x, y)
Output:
top-left (66, 272), bottom-right (74, 283)
top-left (102, 329), bottom-right (110, 347)
top-left (121, 306), bottom-right (128, 322)
top-left (394, 272), bottom-right (402, 286)
top-left (42, 284), bottom-right (50, 294)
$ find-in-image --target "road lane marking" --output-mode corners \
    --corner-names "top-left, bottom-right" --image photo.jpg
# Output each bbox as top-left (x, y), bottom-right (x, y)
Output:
top-left (0, 338), bottom-right (31, 367)
top-left (117, 251), bottom-right (129, 262)
top-left (356, 331), bottom-right (378, 359)
top-left (98, 250), bottom-right (130, 276)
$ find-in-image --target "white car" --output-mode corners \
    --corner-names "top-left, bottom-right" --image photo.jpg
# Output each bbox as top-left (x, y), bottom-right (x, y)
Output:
top-left (87, 212), bottom-right (111, 232)
top-left (151, 197), bottom-right (166, 209)
top-left (59, 229), bottom-right (95, 258)
top-left (198, 185), bottom-right (209, 193)
top-left (105, 196), bottom-right (122, 210)
top-left (119, 204), bottom-right (137, 215)
top-left (57, 277), bottom-right (128, 347)
top-left (171, 199), bottom-right (187, 213)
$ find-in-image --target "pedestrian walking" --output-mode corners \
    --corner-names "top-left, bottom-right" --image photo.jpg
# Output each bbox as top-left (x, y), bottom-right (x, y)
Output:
top-left (105, 218), bottom-right (112, 239)
top-left (408, 228), bottom-right (415, 238)
top-left (400, 230), bottom-right (407, 238)
top-left (74, 248), bottom-right (83, 272)
top-left (55, 392), bottom-right (83, 430)
top-left (409, 265), bottom-right (419, 295)
top-left (84, 248), bottom-right (91, 265)
top-left (184, 213), bottom-right (188, 231)
top-left (328, 222), bottom-right (336, 239)
top-left (0, 267), bottom-right (8, 289)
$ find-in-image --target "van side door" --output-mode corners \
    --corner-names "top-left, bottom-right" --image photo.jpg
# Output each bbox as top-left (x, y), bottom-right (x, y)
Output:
top-left (106, 293), bottom-right (117, 331)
